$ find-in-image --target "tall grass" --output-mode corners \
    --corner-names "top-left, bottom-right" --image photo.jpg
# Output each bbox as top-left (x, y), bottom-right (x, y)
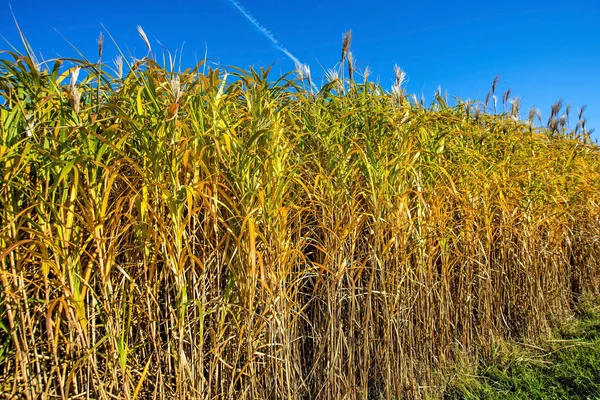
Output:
top-left (1, 32), bottom-right (599, 399)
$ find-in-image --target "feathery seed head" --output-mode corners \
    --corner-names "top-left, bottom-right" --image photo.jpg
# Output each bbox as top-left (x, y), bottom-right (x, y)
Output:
top-left (391, 65), bottom-right (406, 104)
top-left (363, 65), bottom-right (371, 81)
top-left (341, 30), bottom-right (352, 63)
top-left (392, 81), bottom-right (403, 100)
top-left (326, 68), bottom-right (342, 91)
top-left (70, 67), bottom-right (81, 113)
top-left (559, 114), bottom-right (567, 129)
top-left (484, 90), bottom-right (492, 109)
top-left (464, 99), bottom-right (472, 119)
top-left (97, 32), bottom-right (104, 59)
top-left (502, 88), bottom-right (511, 106)
top-left (578, 104), bottom-right (587, 120)
top-left (528, 106), bottom-right (541, 132)
top-left (114, 55), bottom-right (123, 79)
top-left (491, 75), bottom-right (500, 94)
top-left (393, 64), bottom-right (406, 86)
top-left (510, 97), bottom-right (521, 120)
top-left (170, 75), bottom-right (181, 102)
top-left (550, 98), bottom-right (564, 118)
top-left (296, 63), bottom-right (310, 80)
top-left (296, 63), bottom-right (313, 91)
top-left (528, 106), bottom-right (541, 124)
top-left (326, 68), bottom-right (339, 82)
top-left (25, 113), bottom-right (34, 138)
top-left (137, 25), bottom-right (152, 56)
top-left (70, 67), bottom-right (80, 89)
top-left (548, 117), bottom-right (559, 132)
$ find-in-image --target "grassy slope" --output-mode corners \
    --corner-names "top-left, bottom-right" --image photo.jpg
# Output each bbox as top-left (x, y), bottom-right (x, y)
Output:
top-left (446, 298), bottom-right (600, 399)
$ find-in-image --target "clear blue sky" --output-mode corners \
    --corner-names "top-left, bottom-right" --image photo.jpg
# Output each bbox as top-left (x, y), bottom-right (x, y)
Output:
top-left (2, 0), bottom-right (599, 140)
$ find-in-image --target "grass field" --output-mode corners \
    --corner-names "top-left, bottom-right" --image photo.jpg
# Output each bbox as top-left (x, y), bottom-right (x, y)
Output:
top-left (446, 296), bottom-right (600, 399)
top-left (1, 30), bottom-right (600, 399)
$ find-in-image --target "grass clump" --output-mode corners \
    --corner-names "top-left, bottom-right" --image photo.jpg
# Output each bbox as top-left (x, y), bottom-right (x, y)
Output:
top-left (445, 298), bottom-right (600, 399)
top-left (0, 29), bottom-right (599, 399)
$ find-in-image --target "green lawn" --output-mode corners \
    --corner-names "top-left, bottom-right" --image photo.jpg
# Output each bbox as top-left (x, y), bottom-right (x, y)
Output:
top-left (446, 299), bottom-right (600, 400)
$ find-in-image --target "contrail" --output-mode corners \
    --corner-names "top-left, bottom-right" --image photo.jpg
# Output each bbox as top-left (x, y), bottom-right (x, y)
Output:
top-left (226, 0), bottom-right (301, 66)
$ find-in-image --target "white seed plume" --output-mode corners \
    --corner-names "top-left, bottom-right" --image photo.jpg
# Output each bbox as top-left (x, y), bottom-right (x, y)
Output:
top-left (391, 82), bottom-right (403, 101)
top-left (510, 97), bottom-right (521, 120)
top-left (137, 25), bottom-right (152, 56)
top-left (391, 65), bottom-right (406, 103)
top-left (70, 67), bottom-right (81, 113)
top-left (296, 63), bottom-right (311, 80)
top-left (114, 55), bottom-right (123, 79)
top-left (326, 68), bottom-right (339, 82)
top-left (559, 114), bottom-right (567, 129)
top-left (170, 75), bottom-right (181, 102)
top-left (528, 106), bottom-right (541, 126)
top-left (25, 113), bottom-right (34, 138)
top-left (393, 64), bottom-right (406, 87)
top-left (70, 67), bottom-right (80, 88)
top-left (363, 66), bottom-right (371, 81)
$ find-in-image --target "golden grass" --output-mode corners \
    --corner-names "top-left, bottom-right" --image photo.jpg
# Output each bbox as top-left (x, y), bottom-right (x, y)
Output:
top-left (0, 33), bottom-right (599, 399)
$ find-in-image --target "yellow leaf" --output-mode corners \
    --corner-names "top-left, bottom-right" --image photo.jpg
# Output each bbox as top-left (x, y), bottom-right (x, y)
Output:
top-left (136, 87), bottom-right (144, 116)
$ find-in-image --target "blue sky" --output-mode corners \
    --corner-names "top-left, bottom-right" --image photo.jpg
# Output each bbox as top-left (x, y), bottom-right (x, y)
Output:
top-left (1, 0), bottom-right (599, 140)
